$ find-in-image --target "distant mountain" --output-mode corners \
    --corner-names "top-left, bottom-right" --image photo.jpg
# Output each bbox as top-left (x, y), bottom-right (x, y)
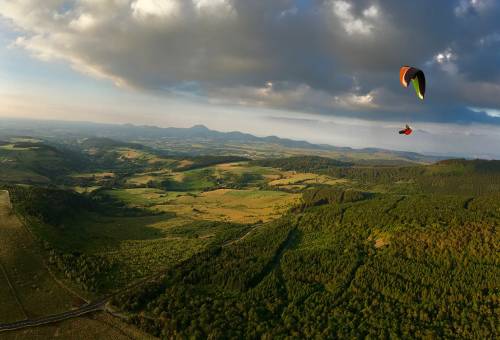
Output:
top-left (0, 118), bottom-right (444, 164)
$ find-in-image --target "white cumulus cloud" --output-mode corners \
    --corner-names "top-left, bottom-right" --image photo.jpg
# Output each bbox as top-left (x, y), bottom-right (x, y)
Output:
top-left (193, 0), bottom-right (235, 17)
top-left (131, 0), bottom-right (180, 19)
top-left (69, 13), bottom-right (97, 31)
top-left (331, 1), bottom-right (379, 35)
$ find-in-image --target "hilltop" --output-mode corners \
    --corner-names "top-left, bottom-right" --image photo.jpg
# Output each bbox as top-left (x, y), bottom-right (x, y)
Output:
top-left (0, 118), bottom-right (443, 164)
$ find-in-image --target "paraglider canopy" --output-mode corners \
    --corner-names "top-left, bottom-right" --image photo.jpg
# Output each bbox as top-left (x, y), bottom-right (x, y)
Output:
top-left (400, 66), bottom-right (425, 100)
top-left (399, 124), bottom-right (413, 135)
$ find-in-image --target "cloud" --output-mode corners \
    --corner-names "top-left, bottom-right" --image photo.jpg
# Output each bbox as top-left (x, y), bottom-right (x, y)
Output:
top-left (0, 0), bottom-right (499, 125)
top-left (131, 0), bottom-right (180, 19)
top-left (479, 32), bottom-right (500, 46)
top-left (454, 0), bottom-right (493, 17)
top-left (333, 92), bottom-right (377, 109)
top-left (330, 1), bottom-right (379, 35)
top-left (470, 107), bottom-right (500, 118)
top-left (427, 48), bottom-right (459, 75)
top-left (69, 13), bottom-right (97, 31)
top-left (434, 49), bottom-right (456, 64)
top-left (193, 0), bottom-right (235, 18)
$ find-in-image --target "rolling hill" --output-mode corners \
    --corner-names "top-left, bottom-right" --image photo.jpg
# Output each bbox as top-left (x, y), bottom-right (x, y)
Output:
top-left (0, 126), bottom-right (497, 339)
top-left (0, 118), bottom-right (443, 164)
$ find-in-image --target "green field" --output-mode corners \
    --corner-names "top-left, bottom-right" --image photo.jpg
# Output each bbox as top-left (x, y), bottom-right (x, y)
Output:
top-left (104, 187), bottom-right (300, 224)
top-left (25, 212), bottom-right (208, 286)
top-left (124, 169), bottom-right (172, 186)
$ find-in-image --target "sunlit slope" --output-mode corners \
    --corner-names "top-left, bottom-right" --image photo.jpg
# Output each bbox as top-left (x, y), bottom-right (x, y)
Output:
top-left (0, 190), bottom-right (77, 322)
top-left (6, 186), bottom-right (257, 290)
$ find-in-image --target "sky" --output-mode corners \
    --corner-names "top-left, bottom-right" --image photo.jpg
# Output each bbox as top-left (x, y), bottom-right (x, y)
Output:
top-left (1, 0), bottom-right (500, 157)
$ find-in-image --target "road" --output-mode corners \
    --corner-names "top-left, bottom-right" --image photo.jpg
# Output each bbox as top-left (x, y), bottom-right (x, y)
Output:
top-left (222, 223), bottom-right (262, 247)
top-left (0, 190), bottom-right (264, 333)
top-left (0, 300), bottom-right (106, 332)
top-left (0, 250), bottom-right (177, 333)
top-left (0, 224), bottom-right (252, 333)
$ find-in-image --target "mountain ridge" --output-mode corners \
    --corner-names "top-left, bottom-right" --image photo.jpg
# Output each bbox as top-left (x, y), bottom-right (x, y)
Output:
top-left (0, 118), bottom-right (444, 163)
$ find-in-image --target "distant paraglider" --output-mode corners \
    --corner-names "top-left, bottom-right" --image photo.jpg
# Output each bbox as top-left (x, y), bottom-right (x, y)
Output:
top-left (400, 66), bottom-right (426, 100)
top-left (398, 66), bottom-right (426, 135)
top-left (399, 124), bottom-right (413, 136)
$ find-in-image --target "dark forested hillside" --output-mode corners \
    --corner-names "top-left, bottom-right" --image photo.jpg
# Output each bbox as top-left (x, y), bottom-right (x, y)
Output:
top-left (112, 190), bottom-right (499, 339)
top-left (253, 156), bottom-right (351, 172)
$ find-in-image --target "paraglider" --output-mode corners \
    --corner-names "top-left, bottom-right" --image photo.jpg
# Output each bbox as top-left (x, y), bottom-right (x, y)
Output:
top-left (399, 124), bottom-right (413, 135)
top-left (398, 66), bottom-right (426, 135)
top-left (399, 66), bottom-right (426, 100)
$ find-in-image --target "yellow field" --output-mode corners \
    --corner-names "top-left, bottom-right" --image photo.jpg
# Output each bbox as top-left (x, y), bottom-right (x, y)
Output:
top-left (213, 162), bottom-right (283, 181)
top-left (0, 191), bottom-right (78, 322)
top-left (368, 230), bottom-right (391, 249)
top-left (155, 189), bottom-right (300, 223)
top-left (126, 175), bottom-right (157, 186)
top-left (268, 172), bottom-right (349, 187)
top-left (106, 187), bottom-right (299, 224)
top-left (116, 148), bottom-right (173, 165)
top-left (213, 162), bottom-right (246, 171)
top-left (169, 171), bottom-right (187, 182)
top-left (0, 144), bottom-right (39, 151)
top-left (125, 169), bottom-right (172, 186)
top-left (71, 172), bottom-right (115, 179)
top-left (117, 148), bottom-right (142, 159)
top-left (9, 138), bottom-right (42, 143)
top-left (177, 160), bottom-right (194, 168)
top-left (73, 186), bottom-right (101, 194)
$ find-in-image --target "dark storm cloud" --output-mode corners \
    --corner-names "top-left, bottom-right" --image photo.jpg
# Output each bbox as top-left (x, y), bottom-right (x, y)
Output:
top-left (1, 0), bottom-right (499, 123)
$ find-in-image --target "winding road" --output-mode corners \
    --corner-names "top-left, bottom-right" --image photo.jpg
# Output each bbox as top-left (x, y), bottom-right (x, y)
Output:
top-left (0, 300), bottom-right (107, 332)
top-left (0, 225), bottom-right (258, 333)
top-left (0, 189), bottom-right (268, 333)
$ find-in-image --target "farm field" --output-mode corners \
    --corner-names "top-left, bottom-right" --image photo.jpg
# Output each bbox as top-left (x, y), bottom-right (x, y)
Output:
top-left (104, 187), bottom-right (300, 224)
top-left (156, 189), bottom-right (300, 223)
top-left (70, 172), bottom-right (115, 180)
top-left (213, 161), bottom-right (281, 177)
top-left (115, 147), bottom-right (171, 166)
top-left (125, 169), bottom-right (172, 186)
top-left (268, 171), bottom-right (350, 187)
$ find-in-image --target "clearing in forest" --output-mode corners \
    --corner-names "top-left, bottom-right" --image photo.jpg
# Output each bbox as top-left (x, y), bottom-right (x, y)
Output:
top-left (156, 189), bottom-right (301, 223)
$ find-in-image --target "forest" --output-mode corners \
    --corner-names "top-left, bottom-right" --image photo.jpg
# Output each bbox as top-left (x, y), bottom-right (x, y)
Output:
top-left (106, 157), bottom-right (499, 338)
top-left (1, 139), bottom-right (498, 339)
top-left (110, 188), bottom-right (499, 338)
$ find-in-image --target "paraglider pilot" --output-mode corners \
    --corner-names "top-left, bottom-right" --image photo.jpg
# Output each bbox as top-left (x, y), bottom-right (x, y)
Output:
top-left (399, 124), bottom-right (413, 135)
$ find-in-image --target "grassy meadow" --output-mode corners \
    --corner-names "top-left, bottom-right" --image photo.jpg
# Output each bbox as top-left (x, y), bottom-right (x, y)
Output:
top-left (0, 191), bottom-right (78, 322)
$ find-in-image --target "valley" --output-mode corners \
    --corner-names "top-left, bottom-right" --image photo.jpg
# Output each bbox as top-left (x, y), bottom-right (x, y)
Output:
top-left (0, 125), bottom-right (498, 339)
